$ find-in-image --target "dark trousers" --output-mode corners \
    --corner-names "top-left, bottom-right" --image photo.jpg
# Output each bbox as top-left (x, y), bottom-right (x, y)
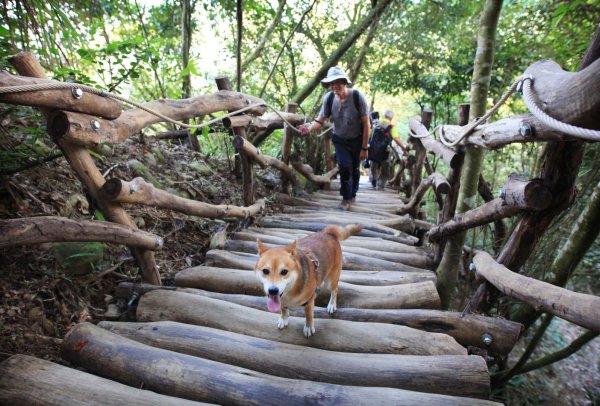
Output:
top-left (332, 134), bottom-right (362, 201)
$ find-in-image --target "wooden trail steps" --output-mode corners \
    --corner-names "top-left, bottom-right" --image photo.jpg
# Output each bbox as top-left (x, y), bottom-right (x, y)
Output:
top-left (1, 177), bottom-right (522, 405)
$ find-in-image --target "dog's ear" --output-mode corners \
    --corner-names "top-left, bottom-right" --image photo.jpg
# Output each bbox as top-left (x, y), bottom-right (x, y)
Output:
top-left (285, 240), bottom-right (297, 257)
top-left (257, 239), bottom-right (269, 255)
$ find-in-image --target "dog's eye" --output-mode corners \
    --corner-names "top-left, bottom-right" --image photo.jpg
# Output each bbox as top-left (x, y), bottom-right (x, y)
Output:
top-left (262, 268), bottom-right (269, 275)
top-left (280, 269), bottom-right (288, 276)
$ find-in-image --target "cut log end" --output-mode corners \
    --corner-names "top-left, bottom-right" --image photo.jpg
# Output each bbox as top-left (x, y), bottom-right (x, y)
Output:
top-left (47, 110), bottom-right (70, 138)
top-left (101, 178), bottom-right (124, 199)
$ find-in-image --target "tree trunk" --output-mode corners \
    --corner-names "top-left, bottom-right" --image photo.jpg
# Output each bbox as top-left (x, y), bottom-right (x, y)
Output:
top-left (348, 14), bottom-right (381, 84)
top-left (136, 289), bottom-right (461, 355)
top-left (241, 0), bottom-right (286, 73)
top-left (291, 0), bottom-right (395, 105)
top-left (436, 0), bottom-right (503, 308)
top-left (0, 355), bottom-right (201, 406)
top-left (181, 0), bottom-right (193, 100)
top-left (99, 320), bottom-right (490, 399)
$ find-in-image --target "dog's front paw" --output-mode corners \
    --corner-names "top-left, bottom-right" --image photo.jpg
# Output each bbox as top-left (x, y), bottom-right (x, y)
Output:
top-left (326, 302), bottom-right (337, 314)
top-left (277, 317), bottom-right (289, 329)
top-left (303, 324), bottom-right (315, 338)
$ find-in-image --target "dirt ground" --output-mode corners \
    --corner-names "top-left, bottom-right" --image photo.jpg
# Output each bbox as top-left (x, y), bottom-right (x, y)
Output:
top-left (0, 129), bottom-right (598, 405)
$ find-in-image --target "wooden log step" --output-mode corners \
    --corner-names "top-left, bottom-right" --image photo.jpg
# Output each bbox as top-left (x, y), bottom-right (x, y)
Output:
top-left (205, 248), bottom-right (431, 273)
top-left (0, 354), bottom-right (206, 406)
top-left (175, 266), bottom-right (434, 291)
top-left (266, 213), bottom-right (416, 234)
top-left (257, 217), bottom-right (413, 238)
top-left (255, 219), bottom-right (418, 244)
top-left (283, 206), bottom-right (396, 220)
top-left (236, 229), bottom-right (427, 254)
top-left (117, 282), bottom-right (522, 355)
top-left (220, 235), bottom-right (432, 267)
top-left (62, 323), bottom-right (500, 406)
top-left (175, 265), bottom-right (440, 309)
top-left (311, 190), bottom-right (403, 203)
top-left (99, 320), bottom-right (491, 399)
top-left (136, 289), bottom-right (457, 355)
top-left (275, 193), bottom-right (399, 217)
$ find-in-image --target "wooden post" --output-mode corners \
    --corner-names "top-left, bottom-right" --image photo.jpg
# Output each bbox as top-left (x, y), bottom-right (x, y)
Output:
top-left (281, 102), bottom-right (298, 193)
top-left (8, 52), bottom-right (161, 285)
top-left (470, 28), bottom-right (600, 315)
top-left (408, 109), bottom-right (432, 212)
top-left (215, 76), bottom-right (254, 205)
top-left (434, 103), bottom-right (468, 265)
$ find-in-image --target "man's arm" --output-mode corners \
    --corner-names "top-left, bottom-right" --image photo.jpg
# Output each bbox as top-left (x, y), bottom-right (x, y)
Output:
top-left (298, 114), bottom-right (326, 135)
top-left (393, 136), bottom-right (409, 156)
top-left (360, 115), bottom-right (370, 160)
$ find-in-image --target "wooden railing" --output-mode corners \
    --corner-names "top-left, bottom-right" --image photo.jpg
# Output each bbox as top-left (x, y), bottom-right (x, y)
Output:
top-left (0, 52), bottom-right (334, 285)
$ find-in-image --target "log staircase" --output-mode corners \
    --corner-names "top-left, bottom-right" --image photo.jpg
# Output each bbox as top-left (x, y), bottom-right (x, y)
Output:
top-left (0, 177), bottom-right (522, 405)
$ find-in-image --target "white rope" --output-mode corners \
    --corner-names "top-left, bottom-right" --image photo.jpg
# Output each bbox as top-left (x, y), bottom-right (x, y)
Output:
top-left (438, 77), bottom-right (522, 147)
top-left (521, 76), bottom-right (600, 141)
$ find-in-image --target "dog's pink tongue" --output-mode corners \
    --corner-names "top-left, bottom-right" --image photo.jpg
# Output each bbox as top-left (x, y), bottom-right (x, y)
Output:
top-left (267, 295), bottom-right (281, 313)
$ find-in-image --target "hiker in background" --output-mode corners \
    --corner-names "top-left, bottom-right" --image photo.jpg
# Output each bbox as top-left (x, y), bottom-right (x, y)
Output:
top-left (298, 66), bottom-right (370, 211)
top-left (364, 111), bottom-right (380, 180)
top-left (368, 110), bottom-right (408, 191)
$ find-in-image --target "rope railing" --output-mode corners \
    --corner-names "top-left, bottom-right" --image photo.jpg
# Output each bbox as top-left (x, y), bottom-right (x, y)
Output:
top-left (0, 81), bottom-right (306, 134)
top-left (521, 75), bottom-right (600, 141)
top-left (435, 73), bottom-right (600, 147)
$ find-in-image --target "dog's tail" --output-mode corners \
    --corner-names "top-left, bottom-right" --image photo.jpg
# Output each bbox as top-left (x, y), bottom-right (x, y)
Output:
top-left (323, 224), bottom-right (362, 241)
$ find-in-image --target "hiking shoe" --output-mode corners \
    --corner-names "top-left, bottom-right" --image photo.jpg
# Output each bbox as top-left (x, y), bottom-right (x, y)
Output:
top-left (371, 180), bottom-right (377, 188)
top-left (338, 200), bottom-right (351, 211)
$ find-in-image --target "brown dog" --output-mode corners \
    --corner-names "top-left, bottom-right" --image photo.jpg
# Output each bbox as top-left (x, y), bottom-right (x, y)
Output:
top-left (254, 224), bottom-right (361, 337)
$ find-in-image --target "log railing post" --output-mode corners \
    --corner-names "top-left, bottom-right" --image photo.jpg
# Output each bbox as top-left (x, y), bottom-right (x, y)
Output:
top-left (434, 104), bottom-right (468, 268)
top-left (281, 102), bottom-right (298, 194)
top-left (408, 108), bottom-right (432, 217)
top-left (216, 76), bottom-right (254, 205)
top-left (8, 52), bottom-right (161, 285)
top-left (469, 27), bottom-right (600, 316)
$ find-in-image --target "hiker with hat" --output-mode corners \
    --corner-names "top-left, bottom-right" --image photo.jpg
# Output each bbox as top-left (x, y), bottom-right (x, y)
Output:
top-left (298, 66), bottom-right (370, 211)
top-left (369, 110), bottom-right (409, 191)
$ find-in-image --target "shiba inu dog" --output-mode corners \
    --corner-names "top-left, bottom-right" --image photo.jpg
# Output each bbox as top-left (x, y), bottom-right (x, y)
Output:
top-left (254, 224), bottom-right (362, 337)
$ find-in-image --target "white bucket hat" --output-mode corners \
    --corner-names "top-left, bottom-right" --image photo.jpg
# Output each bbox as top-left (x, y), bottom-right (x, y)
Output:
top-left (321, 66), bottom-right (352, 87)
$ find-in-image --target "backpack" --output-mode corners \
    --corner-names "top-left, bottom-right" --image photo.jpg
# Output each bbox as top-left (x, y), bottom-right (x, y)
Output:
top-left (368, 124), bottom-right (393, 162)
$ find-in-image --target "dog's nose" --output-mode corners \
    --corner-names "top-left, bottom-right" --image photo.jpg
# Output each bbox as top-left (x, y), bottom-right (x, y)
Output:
top-left (268, 286), bottom-right (279, 296)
